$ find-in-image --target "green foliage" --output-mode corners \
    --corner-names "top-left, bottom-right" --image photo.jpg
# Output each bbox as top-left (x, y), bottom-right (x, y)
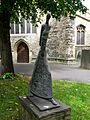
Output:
top-left (0, 75), bottom-right (29, 120)
top-left (0, 72), bottom-right (15, 80)
top-left (0, 0), bottom-right (88, 23)
top-left (0, 77), bottom-right (90, 120)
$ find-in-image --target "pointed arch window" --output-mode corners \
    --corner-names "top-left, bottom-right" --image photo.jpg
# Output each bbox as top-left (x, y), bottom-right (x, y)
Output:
top-left (77, 24), bottom-right (85, 45)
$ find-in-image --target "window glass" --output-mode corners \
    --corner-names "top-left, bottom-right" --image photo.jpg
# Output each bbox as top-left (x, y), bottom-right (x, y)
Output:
top-left (77, 31), bottom-right (80, 44)
top-left (27, 19), bottom-right (31, 33)
top-left (11, 23), bottom-right (14, 34)
top-left (21, 18), bottom-right (25, 34)
top-left (32, 25), bottom-right (37, 33)
top-left (15, 23), bottom-right (19, 34)
top-left (77, 25), bottom-right (85, 45)
top-left (81, 31), bottom-right (84, 44)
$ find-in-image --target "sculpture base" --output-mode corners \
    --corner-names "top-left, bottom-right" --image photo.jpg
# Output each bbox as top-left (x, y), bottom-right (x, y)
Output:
top-left (27, 95), bottom-right (60, 111)
top-left (19, 96), bottom-right (71, 120)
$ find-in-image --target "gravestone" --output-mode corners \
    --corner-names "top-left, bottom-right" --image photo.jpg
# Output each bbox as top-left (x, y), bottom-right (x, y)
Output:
top-left (19, 13), bottom-right (71, 120)
top-left (81, 50), bottom-right (90, 69)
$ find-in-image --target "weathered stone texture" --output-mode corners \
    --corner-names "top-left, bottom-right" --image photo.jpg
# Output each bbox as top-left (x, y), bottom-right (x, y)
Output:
top-left (29, 19), bottom-right (52, 99)
top-left (19, 96), bottom-right (71, 120)
top-left (75, 46), bottom-right (90, 59)
top-left (29, 50), bottom-right (52, 99)
top-left (10, 34), bottom-right (39, 63)
top-left (81, 50), bottom-right (90, 69)
top-left (47, 17), bottom-right (75, 59)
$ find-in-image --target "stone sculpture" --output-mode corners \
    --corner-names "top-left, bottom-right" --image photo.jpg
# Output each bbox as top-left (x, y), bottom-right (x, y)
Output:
top-left (29, 13), bottom-right (57, 105)
top-left (19, 14), bottom-right (71, 120)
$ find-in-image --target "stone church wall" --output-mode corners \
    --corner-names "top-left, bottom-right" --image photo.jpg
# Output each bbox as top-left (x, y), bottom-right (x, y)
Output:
top-left (10, 34), bottom-right (40, 63)
top-left (47, 16), bottom-right (75, 60)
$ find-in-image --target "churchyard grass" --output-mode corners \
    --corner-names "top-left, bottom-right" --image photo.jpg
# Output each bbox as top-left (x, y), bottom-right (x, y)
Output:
top-left (0, 75), bottom-right (90, 120)
top-left (53, 80), bottom-right (90, 120)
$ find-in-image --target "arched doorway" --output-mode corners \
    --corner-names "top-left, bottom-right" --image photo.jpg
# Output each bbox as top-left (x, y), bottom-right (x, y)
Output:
top-left (17, 42), bottom-right (29, 63)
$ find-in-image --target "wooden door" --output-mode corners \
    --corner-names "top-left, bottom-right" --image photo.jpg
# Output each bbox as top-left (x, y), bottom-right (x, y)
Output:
top-left (17, 42), bottom-right (29, 63)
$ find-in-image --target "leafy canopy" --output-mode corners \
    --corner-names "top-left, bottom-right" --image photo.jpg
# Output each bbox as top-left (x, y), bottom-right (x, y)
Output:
top-left (0, 0), bottom-right (88, 23)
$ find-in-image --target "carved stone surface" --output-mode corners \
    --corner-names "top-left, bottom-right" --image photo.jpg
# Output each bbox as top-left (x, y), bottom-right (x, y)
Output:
top-left (29, 49), bottom-right (52, 99)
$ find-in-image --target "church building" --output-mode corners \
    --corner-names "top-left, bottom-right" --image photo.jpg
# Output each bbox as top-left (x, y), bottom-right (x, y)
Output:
top-left (9, 11), bottom-right (90, 63)
top-left (47, 11), bottom-right (90, 62)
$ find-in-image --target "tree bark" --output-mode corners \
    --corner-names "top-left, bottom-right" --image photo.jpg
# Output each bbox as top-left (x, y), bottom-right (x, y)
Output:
top-left (0, 11), bottom-right (14, 74)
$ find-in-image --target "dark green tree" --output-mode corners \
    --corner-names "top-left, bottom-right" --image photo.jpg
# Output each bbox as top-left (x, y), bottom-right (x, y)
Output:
top-left (0, 0), bottom-right (87, 74)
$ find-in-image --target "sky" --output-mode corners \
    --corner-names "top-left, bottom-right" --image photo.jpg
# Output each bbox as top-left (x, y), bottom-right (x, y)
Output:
top-left (83, 0), bottom-right (90, 10)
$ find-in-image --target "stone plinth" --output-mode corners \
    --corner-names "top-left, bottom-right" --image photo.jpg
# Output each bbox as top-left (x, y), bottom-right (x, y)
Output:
top-left (19, 96), bottom-right (71, 120)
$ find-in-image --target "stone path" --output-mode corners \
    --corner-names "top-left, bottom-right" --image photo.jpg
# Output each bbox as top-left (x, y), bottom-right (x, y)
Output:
top-left (14, 63), bottom-right (90, 83)
top-left (0, 62), bottom-right (90, 83)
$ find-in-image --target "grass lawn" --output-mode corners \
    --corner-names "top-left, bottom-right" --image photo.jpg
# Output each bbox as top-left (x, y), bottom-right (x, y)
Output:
top-left (0, 75), bottom-right (90, 120)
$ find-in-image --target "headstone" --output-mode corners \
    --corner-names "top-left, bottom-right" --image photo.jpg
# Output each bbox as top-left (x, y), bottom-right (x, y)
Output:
top-left (81, 50), bottom-right (90, 69)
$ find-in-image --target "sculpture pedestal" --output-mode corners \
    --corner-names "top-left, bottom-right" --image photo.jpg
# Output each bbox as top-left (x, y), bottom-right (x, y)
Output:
top-left (19, 96), bottom-right (71, 120)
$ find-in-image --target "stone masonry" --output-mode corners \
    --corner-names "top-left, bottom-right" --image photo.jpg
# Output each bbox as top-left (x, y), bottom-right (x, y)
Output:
top-left (47, 16), bottom-right (75, 60)
top-left (19, 96), bottom-right (71, 120)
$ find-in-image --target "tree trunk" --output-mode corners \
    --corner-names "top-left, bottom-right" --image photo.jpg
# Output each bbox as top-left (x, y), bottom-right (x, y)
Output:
top-left (0, 11), bottom-right (14, 74)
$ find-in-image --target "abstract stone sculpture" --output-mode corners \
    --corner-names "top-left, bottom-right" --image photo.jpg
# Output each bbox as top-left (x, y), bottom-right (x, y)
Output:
top-left (29, 13), bottom-right (52, 99)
